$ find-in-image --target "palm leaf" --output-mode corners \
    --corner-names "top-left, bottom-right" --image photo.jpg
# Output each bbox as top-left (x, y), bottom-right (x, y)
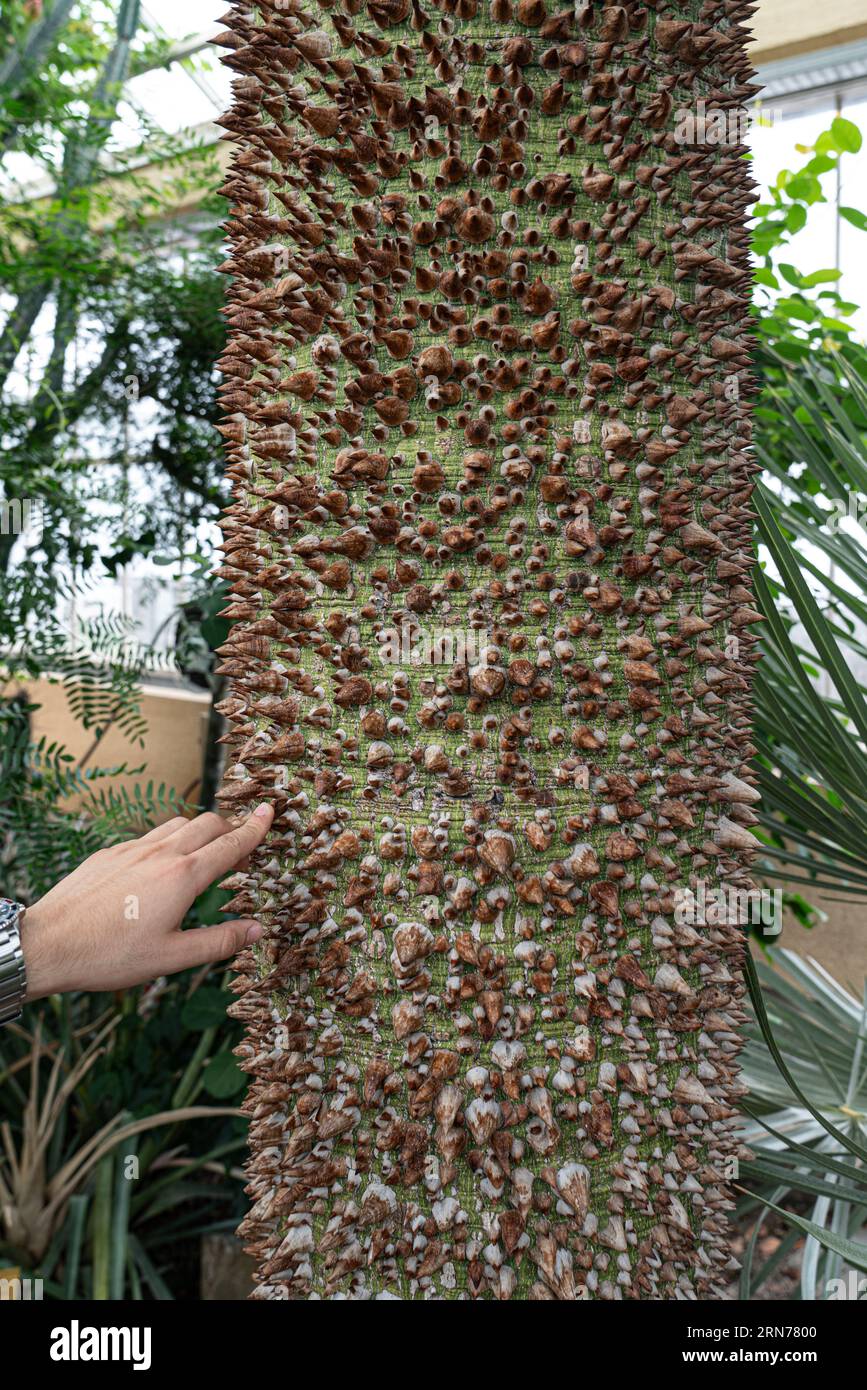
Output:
top-left (754, 342), bottom-right (867, 894)
top-left (741, 951), bottom-right (867, 1298)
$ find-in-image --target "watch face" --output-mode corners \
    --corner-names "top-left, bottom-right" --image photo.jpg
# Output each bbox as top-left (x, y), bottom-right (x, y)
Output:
top-left (0, 900), bottom-right (23, 932)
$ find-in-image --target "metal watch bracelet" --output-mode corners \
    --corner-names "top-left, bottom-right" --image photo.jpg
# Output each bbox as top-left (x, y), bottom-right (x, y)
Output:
top-left (0, 898), bottom-right (27, 1026)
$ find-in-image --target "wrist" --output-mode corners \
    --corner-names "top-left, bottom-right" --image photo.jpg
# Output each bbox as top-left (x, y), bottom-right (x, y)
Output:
top-left (20, 901), bottom-right (67, 1001)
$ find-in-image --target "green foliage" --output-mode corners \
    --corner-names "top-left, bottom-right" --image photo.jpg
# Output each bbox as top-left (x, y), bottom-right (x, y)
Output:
top-left (41, 610), bottom-right (153, 745)
top-left (753, 556), bottom-right (867, 887)
top-left (0, 603), bottom-right (243, 1298)
top-left (740, 952), bottom-right (867, 1299)
top-left (0, 611), bottom-right (184, 902)
top-left (749, 119), bottom-right (867, 897)
top-left (0, 0), bottom-right (227, 641)
top-left (742, 121), bottom-right (867, 1294)
top-left (0, 973), bottom-right (247, 1299)
top-left (171, 563), bottom-right (230, 691)
top-left (0, 6), bottom-right (252, 1301)
top-left (751, 348), bottom-right (867, 891)
top-left (752, 118), bottom-right (864, 355)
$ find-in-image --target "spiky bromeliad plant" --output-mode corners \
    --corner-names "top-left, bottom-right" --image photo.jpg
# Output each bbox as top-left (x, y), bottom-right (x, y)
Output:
top-left (214, 0), bottom-right (757, 1300)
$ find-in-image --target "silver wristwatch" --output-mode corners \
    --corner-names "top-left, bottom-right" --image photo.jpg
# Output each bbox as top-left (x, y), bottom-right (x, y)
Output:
top-left (0, 899), bottom-right (27, 1026)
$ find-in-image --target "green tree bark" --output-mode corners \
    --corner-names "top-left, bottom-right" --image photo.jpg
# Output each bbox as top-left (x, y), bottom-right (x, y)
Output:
top-left (217, 0), bottom-right (758, 1300)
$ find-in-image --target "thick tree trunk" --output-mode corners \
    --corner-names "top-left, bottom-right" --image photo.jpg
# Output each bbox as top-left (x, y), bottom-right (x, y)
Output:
top-left (216, 0), bottom-right (758, 1300)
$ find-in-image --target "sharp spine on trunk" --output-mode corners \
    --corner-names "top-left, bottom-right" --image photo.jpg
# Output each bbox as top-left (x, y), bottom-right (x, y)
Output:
top-left (215, 0), bottom-right (758, 1301)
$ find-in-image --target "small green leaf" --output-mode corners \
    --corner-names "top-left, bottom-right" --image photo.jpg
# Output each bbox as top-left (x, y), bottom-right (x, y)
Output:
top-left (831, 115), bottom-right (862, 153)
top-left (814, 131), bottom-right (840, 156)
top-left (181, 988), bottom-right (229, 1030)
top-left (753, 267), bottom-right (779, 289)
top-left (803, 154), bottom-right (837, 176)
top-left (785, 203), bottom-right (807, 233)
top-left (777, 297), bottom-right (817, 323)
top-left (785, 172), bottom-right (823, 203)
top-left (202, 1051), bottom-right (245, 1098)
top-left (840, 205), bottom-right (867, 232)
top-left (799, 268), bottom-right (842, 287)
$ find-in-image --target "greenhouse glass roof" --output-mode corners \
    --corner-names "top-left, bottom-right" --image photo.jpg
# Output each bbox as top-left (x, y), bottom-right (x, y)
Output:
top-left (1, 1), bottom-right (232, 202)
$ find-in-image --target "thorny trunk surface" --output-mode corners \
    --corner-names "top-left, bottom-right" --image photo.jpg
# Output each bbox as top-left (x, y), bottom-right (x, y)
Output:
top-left (215, 0), bottom-right (758, 1300)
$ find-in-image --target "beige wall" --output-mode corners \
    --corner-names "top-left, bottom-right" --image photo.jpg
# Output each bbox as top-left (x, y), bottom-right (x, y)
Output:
top-left (751, 0), bottom-right (867, 64)
top-left (4, 675), bottom-right (211, 816)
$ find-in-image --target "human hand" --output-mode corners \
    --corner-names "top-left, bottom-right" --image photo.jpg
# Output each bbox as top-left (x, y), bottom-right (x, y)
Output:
top-left (20, 804), bottom-right (273, 1001)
